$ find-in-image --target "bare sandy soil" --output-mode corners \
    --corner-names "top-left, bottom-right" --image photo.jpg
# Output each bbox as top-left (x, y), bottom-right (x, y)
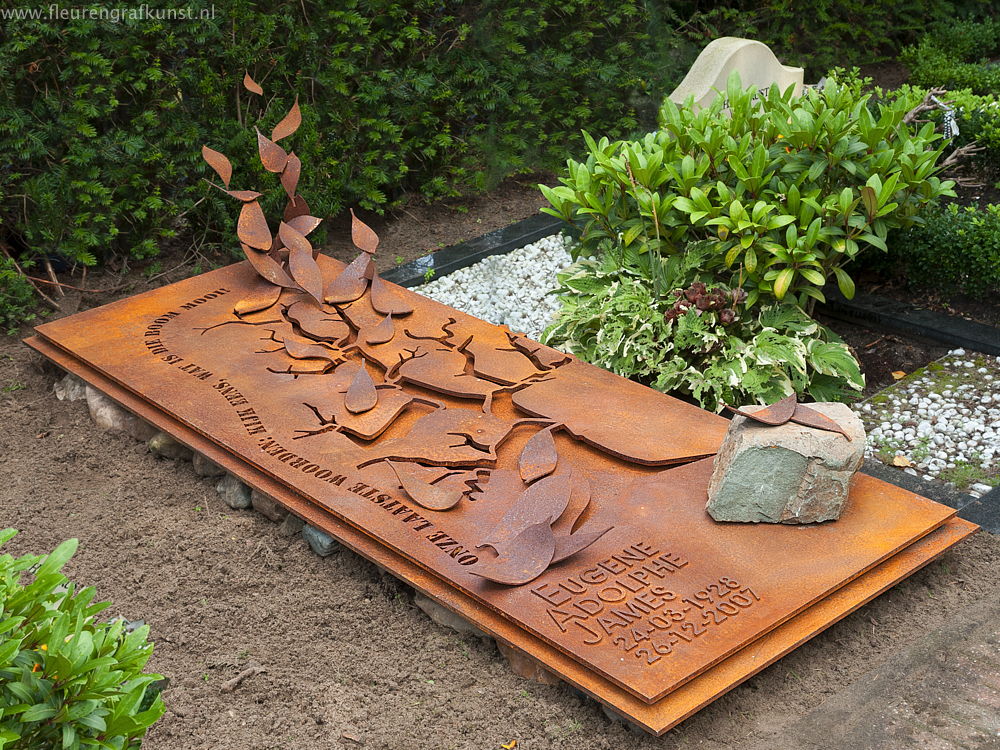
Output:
top-left (2, 186), bottom-right (998, 749)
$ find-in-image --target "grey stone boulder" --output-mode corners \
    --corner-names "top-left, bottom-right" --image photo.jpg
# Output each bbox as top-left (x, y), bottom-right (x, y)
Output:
top-left (54, 373), bottom-right (87, 402)
top-left (302, 524), bottom-right (339, 557)
top-left (251, 489), bottom-right (287, 522)
top-left (215, 474), bottom-right (252, 510)
top-left (706, 402), bottom-right (865, 524)
top-left (279, 514), bottom-right (304, 537)
top-left (192, 453), bottom-right (226, 478)
top-left (147, 431), bottom-right (193, 461)
top-left (413, 591), bottom-right (483, 637)
top-left (85, 386), bottom-right (157, 440)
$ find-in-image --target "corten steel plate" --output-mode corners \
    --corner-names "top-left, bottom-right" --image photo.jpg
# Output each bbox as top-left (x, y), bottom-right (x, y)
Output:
top-left (24, 333), bottom-right (977, 735)
top-left (29, 258), bottom-right (965, 707)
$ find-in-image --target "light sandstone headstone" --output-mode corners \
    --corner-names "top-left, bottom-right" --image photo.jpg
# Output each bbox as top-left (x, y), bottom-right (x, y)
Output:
top-left (706, 402), bottom-right (865, 524)
top-left (669, 37), bottom-right (804, 110)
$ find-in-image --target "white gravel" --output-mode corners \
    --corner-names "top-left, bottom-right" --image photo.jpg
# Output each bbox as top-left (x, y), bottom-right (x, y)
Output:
top-left (862, 349), bottom-right (1000, 496)
top-left (413, 233), bottom-right (574, 340)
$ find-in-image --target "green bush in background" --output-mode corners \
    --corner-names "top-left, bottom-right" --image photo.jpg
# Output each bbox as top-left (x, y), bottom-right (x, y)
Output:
top-left (0, 529), bottom-right (164, 749)
top-left (0, 0), bottom-right (696, 273)
top-left (902, 17), bottom-right (1000, 95)
top-left (541, 75), bottom-right (954, 312)
top-left (871, 203), bottom-right (1000, 298)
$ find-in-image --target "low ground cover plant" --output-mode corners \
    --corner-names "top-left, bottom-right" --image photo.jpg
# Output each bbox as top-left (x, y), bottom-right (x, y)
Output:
top-left (543, 243), bottom-right (864, 410)
top-left (0, 530), bottom-right (164, 749)
top-left (902, 17), bottom-right (1000, 97)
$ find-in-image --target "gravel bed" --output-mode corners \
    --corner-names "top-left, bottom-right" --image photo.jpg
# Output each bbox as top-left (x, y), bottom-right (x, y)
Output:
top-left (862, 349), bottom-right (1000, 497)
top-left (413, 238), bottom-right (1000, 498)
top-left (413, 233), bottom-right (573, 340)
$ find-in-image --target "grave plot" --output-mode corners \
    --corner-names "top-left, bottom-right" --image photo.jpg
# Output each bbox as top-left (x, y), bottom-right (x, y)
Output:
top-left (25, 246), bottom-right (975, 734)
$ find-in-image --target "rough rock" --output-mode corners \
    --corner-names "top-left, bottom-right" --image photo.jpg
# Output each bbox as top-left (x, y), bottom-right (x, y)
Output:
top-left (215, 474), bottom-right (252, 510)
top-left (279, 514), bottom-right (304, 537)
top-left (495, 642), bottom-right (561, 685)
top-left (302, 524), bottom-right (339, 557)
top-left (85, 385), bottom-right (156, 440)
top-left (147, 431), bottom-right (193, 461)
top-left (251, 489), bottom-right (287, 522)
top-left (54, 373), bottom-right (87, 402)
top-left (192, 453), bottom-right (226, 478)
top-left (413, 591), bottom-right (483, 637)
top-left (706, 402), bottom-right (865, 524)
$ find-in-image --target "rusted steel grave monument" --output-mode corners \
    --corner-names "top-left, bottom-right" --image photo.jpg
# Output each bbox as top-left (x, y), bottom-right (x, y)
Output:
top-left (25, 76), bottom-right (976, 735)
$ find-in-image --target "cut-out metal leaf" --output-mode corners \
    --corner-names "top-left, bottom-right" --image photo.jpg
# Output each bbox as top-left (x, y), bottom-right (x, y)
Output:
top-left (237, 201), bottom-right (273, 251)
top-left (370, 274), bottom-right (414, 316)
top-left (201, 145), bottom-right (232, 188)
top-left (283, 195), bottom-right (311, 222)
top-left (551, 526), bottom-right (613, 565)
top-left (226, 189), bottom-right (263, 202)
top-left (470, 523), bottom-right (556, 586)
top-left (345, 365), bottom-right (378, 414)
top-left (389, 461), bottom-right (464, 511)
top-left (481, 473), bottom-right (572, 556)
top-left (285, 214), bottom-right (321, 237)
top-left (243, 71), bottom-right (263, 95)
top-left (271, 95), bottom-right (301, 142)
top-left (279, 221), bottom-right (323, 304)
top-left (726, 393), bottom-right (797, 425)
top-left (234, 279), bottom-right (282, 316)
top-left (552, 473), bottom-right (591, 535)
top-left (519, 427), bottom-right (558, 483)
top-left (280, 152), bottom-right (301, 199)
top-left (325, 252), bottom-right (372, 304)
top-left (256, 128), bottom-right (289, 173)
top-left (365, 314), bottom-right (395, 345)
top-left (350, 208), bottom-right (379, 254)
top-left (790, 404), bottom-right (851, 439)
top-left (241, 243), bottom-right (296, 288)
top-left (281, 336), bottom-right (340, 363)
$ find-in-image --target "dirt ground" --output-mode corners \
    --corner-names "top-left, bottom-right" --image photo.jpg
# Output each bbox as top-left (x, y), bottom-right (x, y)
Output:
top-left (2, 188), bottom-right (999, 750)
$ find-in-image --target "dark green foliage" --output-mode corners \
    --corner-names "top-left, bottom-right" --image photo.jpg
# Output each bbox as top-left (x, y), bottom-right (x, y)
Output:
top-left (0, 259), bottom-right (36, 334)
top-left (874, 203), bottom-right (1000, 299)
top-left (902, 17), bottom-right (1000, 95)
top-left (0, 0), bottom-right (694, 275)
top-left (676, 0), bottom-right (992, 76)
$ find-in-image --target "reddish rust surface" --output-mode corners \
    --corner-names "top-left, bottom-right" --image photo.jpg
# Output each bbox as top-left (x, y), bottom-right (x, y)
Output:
top-left (26, 334), bottom-right (976, 735)
top-left (31, 256), bottom-right (961, 707)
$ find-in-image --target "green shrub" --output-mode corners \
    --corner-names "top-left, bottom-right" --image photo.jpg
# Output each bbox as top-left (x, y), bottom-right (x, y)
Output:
top-left (541, 75), bottom-right (954, 312)
top-left (0, 529), bottom-right (164, 749)
top-left (678, 0), bottom-right (988, 75)
top-left (0, 260), bottom-right (37, 335)
top-left (873, 203), bottom-right (1000, 298)
top-left (902, 18), bottom-right (1000, 95)
top-left (0, 0), bottom-right (697, 272)
top-left (542, 249), bottom-right (863, 411)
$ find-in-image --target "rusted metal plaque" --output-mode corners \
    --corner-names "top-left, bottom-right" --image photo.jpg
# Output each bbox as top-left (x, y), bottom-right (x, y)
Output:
top-left (32, 258), bottom-right (959, 705)
top-left (26, 333), bottom-right (976, 735)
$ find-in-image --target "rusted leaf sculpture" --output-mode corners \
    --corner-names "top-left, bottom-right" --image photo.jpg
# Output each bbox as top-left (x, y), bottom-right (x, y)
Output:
top-left (390, 461), bottom-right (465, 511)
top-left (370, 275), bottom-right (414, 316)
top-left (237, 202), bottom-right (273, 251)
top-left (241, 245), bottom-right (295, 288)
top-left (325, 252), bottom-right (372, 304)
top-left (281, 153), bottom-right (301, 199)
top-left (235, 277), bottom-right (283, 316)
top-left (285, 300), bottom-right (350, 344)
top-left (551, 526), bottom-right (613, 564)
top-left (470, 523), bottom-right (556, 586)
top-left (350, 208), bottom-right (379, 254)
top-left (256, 129), bottom-right (289, 173)
top-left (519, 427), bottom-right (558, 483)
top-left (725, 393), bottom-right (851, 439)
top-left (345, 365), bottom-right (378, 414)
top-left (243, 71), bottom-right (263, 95)
top-left (271, 96), bottom-right (301, 142)
top-left (202, 145), bottom-right (233, 188)
top-left (481, 473), bottom-right (571, 557)
top-left (285, 214), bottom-right (322, 237)
top-left (283, 195), bottom-right (311, 222)
top-left (279, 221), bottom-right (323, 305)
top-left (365, 314), bottom-right (395, 345)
